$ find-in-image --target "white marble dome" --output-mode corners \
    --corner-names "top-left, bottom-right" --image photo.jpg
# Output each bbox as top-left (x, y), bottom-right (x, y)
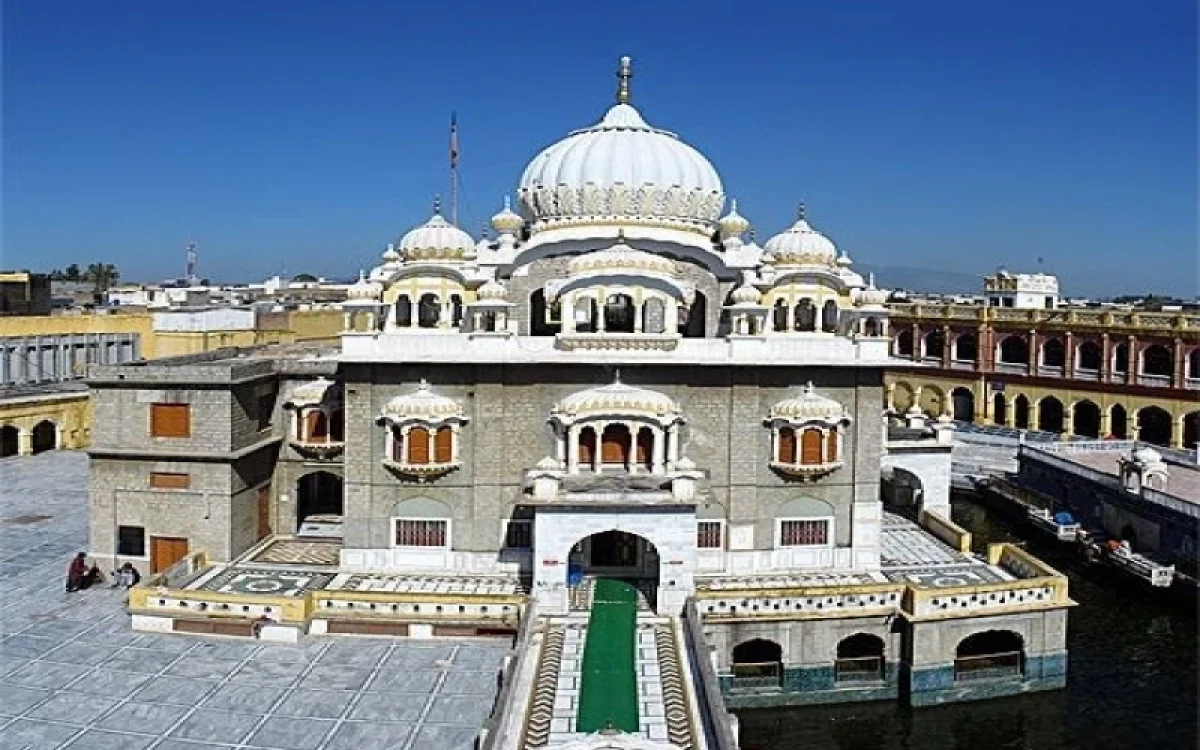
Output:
top-left (517, 59), bottom-right (724, 233)
top-left (763, 206), bottom-right (838, 266)
top-left (568, 239), bottom-right (678, 277)
top-left (730, 283), bottom-right (763, 305)
top-left (347, 272), bottom-right (383, 301)
top-left (491, 196), bottom-right (524, 235)
top-left (769, 383), bottom-right (848, 425)
top-left (398, 209), bottom-right (475, 262)
top-left (857, 275), bottom-right (889, 307)
top-left (379, 381), bottom-right (467, 424)
top-left (553, 380), bottom-right (681, 420)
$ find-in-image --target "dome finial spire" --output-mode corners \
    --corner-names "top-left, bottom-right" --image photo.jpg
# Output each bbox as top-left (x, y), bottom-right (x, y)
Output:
top-left (616, 55), bottom-right (633, 105)
top-left (797, 201), bottom-right (807, 221)
top-left (433, 194), bottom-right (442, 216)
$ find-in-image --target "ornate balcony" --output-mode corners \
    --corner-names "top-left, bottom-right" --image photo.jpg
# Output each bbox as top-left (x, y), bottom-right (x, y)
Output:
top-left (768, 458), bottom-right (843, 480)
top-left (288, 438), bottom-right (345, 460)
top-left (381, 457), bottom-right (461, 481)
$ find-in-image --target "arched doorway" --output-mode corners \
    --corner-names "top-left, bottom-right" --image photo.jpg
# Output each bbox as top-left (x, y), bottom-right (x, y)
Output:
top-left (1076, 340), bottom-right (1102, 371)
top-left (0, 426), bottom-right (18, 457)
top-left (1137, 406), bottom-right (1172, 446)
top-left (894, 330), bottom-right (914, 358)
top-left (998, 336), bottom-right (1029, 366)
top-left (835, 633), bottom-right (886, 684)
top-left (1013, 395), bottom-right (1030, 429)
top-left (951, 388), bottom-right (975, 423)
top-left (1037, 397), bottom-right (1065, 433)
top-left (1110, 404), bottom-right (1128, 439)
top-left (1072, 401), bottom-right (1101, 438)
top-left (731, 639), bottom-right (783, 688)
top-left (954, 630), bottom-right (1024, 681)
top-left (568, 530), bottom-right (660, 610)
top-left (296, 471), bottom-right (344, 534)
top-left (883, 467), bottom-right (923, 514)
top-left (992, 393), bottom-right (1007, 426)
top-left (30, 421), bottom-right (57, 454)
top-left (1184, 412), bottom-right (1200, 452)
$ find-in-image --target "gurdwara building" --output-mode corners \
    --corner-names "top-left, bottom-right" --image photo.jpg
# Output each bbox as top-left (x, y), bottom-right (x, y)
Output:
top-left (88, 59), bottom-right (1070, 731)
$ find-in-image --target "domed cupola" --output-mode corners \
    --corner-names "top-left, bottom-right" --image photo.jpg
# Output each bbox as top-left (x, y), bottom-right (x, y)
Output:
top-left (397, 200), bottom-right (476, 262)
top-left (476, 279), bottom-right (508, 301)
top-left (857, 274), bottom-right (889, 307)
top-left (769, 383), bottom-right (850, 426)
top-left (517, 57), bottom-right (725, 235)
top-left (719, 199), bottom-right (751, 239)
top-left (347, 271), bottom-right (383, 301)
top-left (490, 196), bottom-right (524, 236)
top-left (763, 204), bottom-right (838, 267)
top-left (567, 235), bottom-right (678, 278)
top-left (552, 378), bottom-right (681, 423)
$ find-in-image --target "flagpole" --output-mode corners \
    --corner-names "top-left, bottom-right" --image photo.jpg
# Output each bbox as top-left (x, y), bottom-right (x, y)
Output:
top-left (449, 112), bottom-right (459, 226)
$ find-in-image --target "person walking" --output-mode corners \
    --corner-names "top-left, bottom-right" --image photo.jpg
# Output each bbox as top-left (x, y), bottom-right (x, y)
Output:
top-left (66, 552), bottom-right (87, 593)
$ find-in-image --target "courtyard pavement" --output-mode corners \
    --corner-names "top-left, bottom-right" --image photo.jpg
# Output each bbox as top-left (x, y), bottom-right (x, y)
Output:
top-left (0, 451), bottom-right (507, 750)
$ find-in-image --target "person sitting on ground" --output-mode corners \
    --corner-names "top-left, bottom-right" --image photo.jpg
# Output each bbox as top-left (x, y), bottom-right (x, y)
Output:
top-left (81, 563), bottom-right (104, 590)
top-left (66, 552), bottom-right (87, 593)
top-left (111, 562), bottom-right (141, 589)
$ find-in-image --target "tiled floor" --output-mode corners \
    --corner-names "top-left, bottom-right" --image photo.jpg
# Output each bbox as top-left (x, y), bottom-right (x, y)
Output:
top-left (0, 451), bottom-right (510, 750)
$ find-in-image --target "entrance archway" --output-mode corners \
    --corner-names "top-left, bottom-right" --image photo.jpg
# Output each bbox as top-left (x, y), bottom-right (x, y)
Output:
top-left (30, 421), bottom-right (57, 454)
top-left (0, 426), bottom-right (18, 458)
top-left (296, 471), bottom-right (344, 532)
top-left (1013, 395), bottom-right (1030, 429)
top-left (1110, 404), bottom-right (1128, 439)
top-left (883, 467), bottom-right (923, 514)
top-left (1072, 401), bottom-right (1101, 438)
top-left (951, 388), bottom-right (975, 423)
top-left (731, 639), bottom-right (783, 688)
top-left (992, 393), bottom-right (1007, 426)
top-left (569, 530), bottom-right (660, 611)
top-left (1037, 397), bottom-right (1065, 434)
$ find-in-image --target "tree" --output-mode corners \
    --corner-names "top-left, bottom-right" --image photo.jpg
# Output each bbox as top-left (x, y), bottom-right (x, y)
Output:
top-left (292, 273), bottom-right (319, 283)
top-left (64, 263), bottom-right (81, 281)
top-left (85, 263), bottom-right (120, 292)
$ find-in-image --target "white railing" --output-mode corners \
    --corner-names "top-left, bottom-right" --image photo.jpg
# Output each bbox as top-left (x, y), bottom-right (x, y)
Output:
top-left (1137, 374), bottom-right (1171, 387)
top-left (995, 362), bottom-right (1027, 374)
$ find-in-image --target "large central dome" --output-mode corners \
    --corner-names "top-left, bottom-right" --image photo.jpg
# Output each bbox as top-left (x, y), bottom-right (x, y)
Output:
top-left (517, 57), bottom-right (725, 235)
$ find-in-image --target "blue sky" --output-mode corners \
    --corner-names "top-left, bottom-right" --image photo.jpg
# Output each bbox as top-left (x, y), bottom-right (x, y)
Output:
top-left (3, 0), bottom-right (1196, 297)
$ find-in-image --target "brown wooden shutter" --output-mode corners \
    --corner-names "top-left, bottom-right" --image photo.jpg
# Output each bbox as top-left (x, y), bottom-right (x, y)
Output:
top-left (150, 472), bottom-right (190, 489)
top-left (778, 427), bottom-right (796, 463)
top-left (407, 427), bottom-right (430, 464)
top-left (800, 429), bottom-right (822, 465)
top-left (306, 410), bottom-right (328, 440)
top-left (826, 429), bottom-right (839, 462)
top-left (434, 426), bottom-right (453, 463)
top-left (151, 404), bottom-right (190, 438)
top-left (601, 424), bottom-right (629, 464)
top-left (579, 428), bottom-right (595, 466)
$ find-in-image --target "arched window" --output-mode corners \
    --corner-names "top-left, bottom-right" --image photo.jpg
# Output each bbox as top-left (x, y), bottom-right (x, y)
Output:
top-left (395, 295), bottom-right (412, 327)
top-left (800, 428), bottom-right (822, 465)
top-left (1077, 340), bottom-right (1102, 371)
top-left (1112, 342), bottom-right (1129, 372)
top-left (821, 300), bottom-right (838, 333)
top-left (993, 393), bottom-right (1007, 425)
top-left (391, 497), bottom-right (451, 549)
top-left (601, 424), bottom-right (632, 466)
top-left (1072, 400), bottom-right (1101, 438)
top-left (604, 293), bottom-right (636, 333)
top-left (952, 388), bottom-right (975, 422)
top-left (579, 427), bottom-right (597, 468)
top-left (954, 333), bottom-right (978, 362)
top-left (923, 329), bottom-right (945, 360)
top-left (1141, 344), bottom-right (1172, 377)
top-left (835, 633), bottom-right (885, 684)
top-left (955, 631), bottom-right (1024, 681)
top-left (864, 317), bottom-right (882, 337)
top-left (1138, 406), bottom-right (1172, 446)
top-left (1038, 397), bottom-right (1065, 433)
top-left (303, 410), bottom-right (329, 442)
top-left (731, 639), bottom-right (782, 688)
top-left (575, 297), bottom-right (598, 333)
top-left (1110, 404), bottom-right (1128, 439)
top-left (407, 427), bottom-right (430, 464)
top-left (998, 336), bottom-right (1029, 365)
top-left (777, 426), bottom-right (796, 464)
top-left (1041, 338), bottom-right (1065, 368)
top-left (450, 295), bottom-right (464, 327)
top-left (794, 299), bottom-right (816, 332)
top-left (772, 300), bottom-right (788, 332)
top-left (895, 330), bottom-right (914, 357)
top-left (1013, 395), bottom-right (1030, 429)
top-left (417, 293), bottom-right (440, 328)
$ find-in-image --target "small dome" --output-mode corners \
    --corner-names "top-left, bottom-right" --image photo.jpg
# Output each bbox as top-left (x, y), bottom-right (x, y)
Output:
top-left (379, 380), bottom-right (467, 424)
top-left (763, 204), bottom-right (837, 266)
top-left (283, 377), bottom-right (338, 409)
top-left (568, 238), bottom-right (677, 277)
top-left (718, 199), bottom-right (750, 237)
top-left (347, 271), bottom-right (383, 301)
top-left (858, 274), bottom-right (889, 306)
top-left (491, 196), bottom-right (524, 235)
top-left (381, 244), bottom-right (402, 264)
top-left (769, 383), bottom-right (848, 424)
top-left (730, 283), bottom-right (762, 305)
top-left (477, 279), bottom-right (508, 301)
top-left (398, 205), bottom-right (475, 262)
top-left (554, 379), bottom-right (680, 420)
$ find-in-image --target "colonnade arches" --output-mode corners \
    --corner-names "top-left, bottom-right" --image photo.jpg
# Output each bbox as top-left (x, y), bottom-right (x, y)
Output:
top-left (1137, 406), bottom-right (1172, 447)
top-left (951, 388), bottom-right (975, 422)
top-left (953, 333), bottom-right (977, 362)
top-left (992, 393), bottom-right (1007, 426)
top-left (1072, 400), bottom-right (1101, 438)
top-left (1041, 338), bottom-right (1065, 368)
top-left (31, 421), bottom-right (58, 454)
top-left (1141, 344), bottom-right (1172, 377)
top-left (1013, 395), bottom-right (1031, 429)
top-left (1037, 397), bottom-right (1065, 433)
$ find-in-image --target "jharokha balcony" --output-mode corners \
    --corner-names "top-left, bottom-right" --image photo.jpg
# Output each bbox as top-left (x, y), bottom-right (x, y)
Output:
top-left (288, 411), bottom-right (345, 460)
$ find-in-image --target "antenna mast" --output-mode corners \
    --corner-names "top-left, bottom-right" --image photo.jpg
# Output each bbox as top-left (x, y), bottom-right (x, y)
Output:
top-left (449, 112), bottom-right (460, 226)
top-left (185, 242), bottom-right (198, 284)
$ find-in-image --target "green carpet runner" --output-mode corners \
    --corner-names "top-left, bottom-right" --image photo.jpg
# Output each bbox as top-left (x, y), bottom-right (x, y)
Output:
top-left (575, 578), bottom-right (640, 733)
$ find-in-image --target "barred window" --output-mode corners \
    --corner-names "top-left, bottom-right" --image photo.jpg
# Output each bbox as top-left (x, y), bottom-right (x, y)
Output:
top-left (697, 521), bottom-right (723, 549)
top-left (504, 520), bottom-right (532, 549)
top-left (394, 519), bottom-right (448, 547)
top-left (779, 519), bottom-right (828, 547)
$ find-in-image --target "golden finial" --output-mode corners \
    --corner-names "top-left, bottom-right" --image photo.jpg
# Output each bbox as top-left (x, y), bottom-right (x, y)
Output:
top-left (616, 55), bottom-right (633, 105)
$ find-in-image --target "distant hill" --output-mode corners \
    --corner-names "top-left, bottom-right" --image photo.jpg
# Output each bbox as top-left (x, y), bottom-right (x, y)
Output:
top-left (856, 264), bottom-right (981, 295)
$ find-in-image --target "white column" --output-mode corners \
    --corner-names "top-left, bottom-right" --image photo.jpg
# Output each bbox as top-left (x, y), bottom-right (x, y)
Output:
top-left (626, 423), bottom-right (636, 473)
top-left (451, 425), bottom-right (461, 461)
top-left (596, 295), bottom-right (607, 333)
top-left (769, 427), bottom-right (778, 462)
top-left (667, 424), bottom-right (680, 466)
top-left (652, 428), bottom-right (665, 474)
top-left (634, 303), bottom-right (644, 334)
top-left (563, 293), bottom-right (576, 334)
top-left (595, 422), bottom-right (606, 472)
top-left (566, 426), bottom-right (578, 473)
top-left (666, 302), bottom-right (679, 333)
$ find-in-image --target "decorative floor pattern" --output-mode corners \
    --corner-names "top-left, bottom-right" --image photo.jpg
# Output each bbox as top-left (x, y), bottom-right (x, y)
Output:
top-left (251, 539), bottom-right (342, 567)
top-left (330, 573), bottom-right (523, 596)
top-left (0, 451), bottom-right (511, 750)
top-left (196, 568), bottom-right (336, 597)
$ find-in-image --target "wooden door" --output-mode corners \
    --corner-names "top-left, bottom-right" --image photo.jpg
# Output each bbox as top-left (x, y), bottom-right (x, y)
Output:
top-left (407, 427), bottom-right (430, 464)
top-left (800, 429), bottom-right (822, 465)
top-left (257, 485), bottom-right (272, 540)
top-left (150, 536), bottom-right (189, 574)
